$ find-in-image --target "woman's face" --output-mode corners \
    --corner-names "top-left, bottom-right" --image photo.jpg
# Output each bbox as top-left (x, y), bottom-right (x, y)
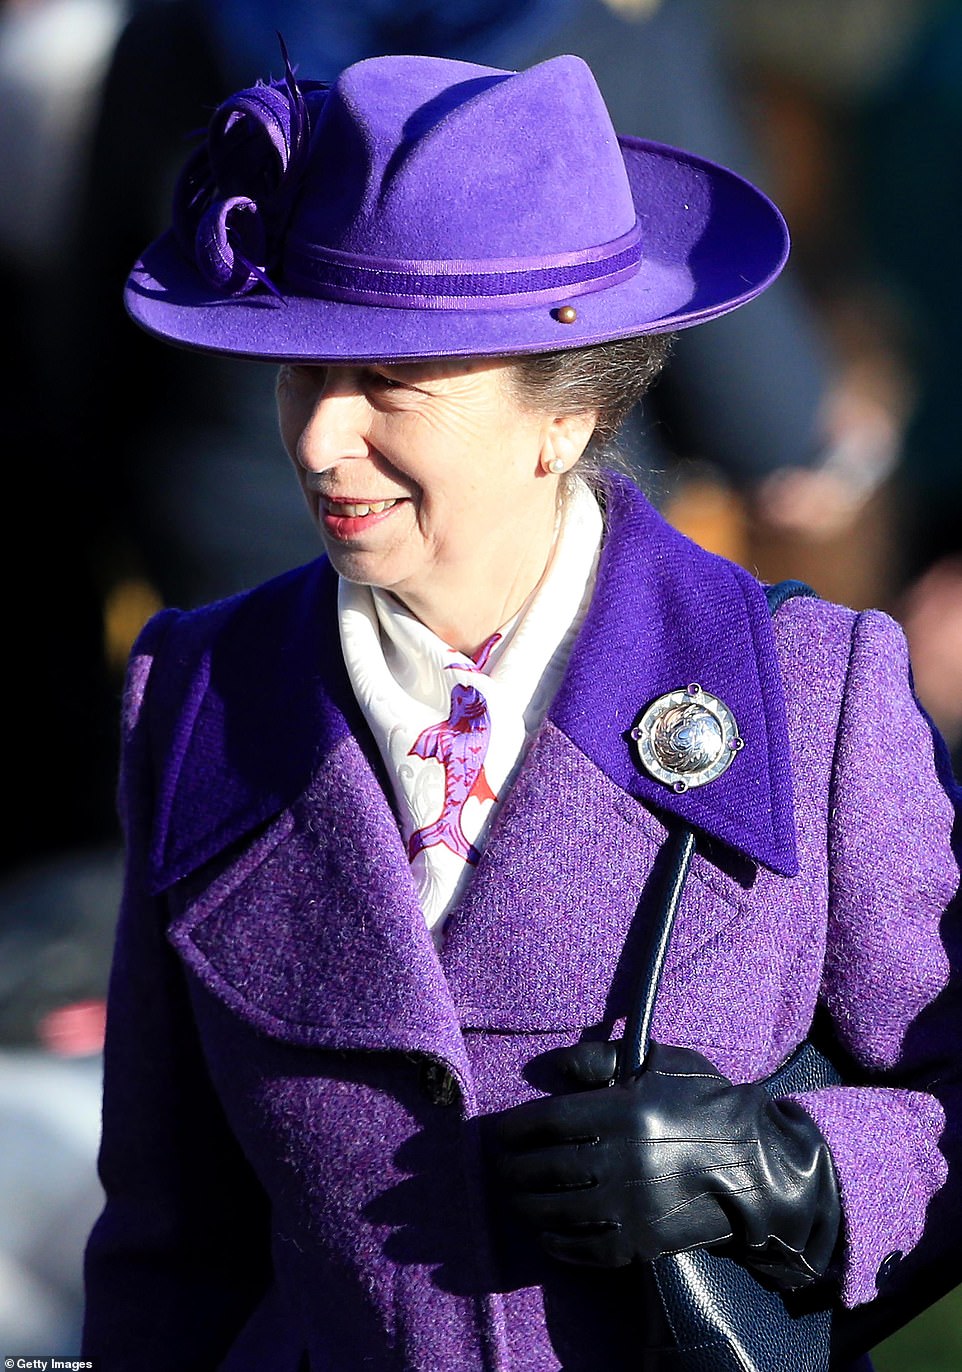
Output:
top-left (276, 358), bottom-right (578, 624)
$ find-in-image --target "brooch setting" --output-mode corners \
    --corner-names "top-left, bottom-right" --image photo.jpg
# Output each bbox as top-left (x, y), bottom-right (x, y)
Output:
top-left (631, 684), bottom-right (743, 792)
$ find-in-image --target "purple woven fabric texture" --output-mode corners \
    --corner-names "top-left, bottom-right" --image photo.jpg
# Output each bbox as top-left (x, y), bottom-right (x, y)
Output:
top-left (83, 477), bottom-right (962, 1370)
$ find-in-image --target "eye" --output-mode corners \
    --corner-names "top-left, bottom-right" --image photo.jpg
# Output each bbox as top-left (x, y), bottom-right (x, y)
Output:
top-left (366, 368), bottom-right (406, 392)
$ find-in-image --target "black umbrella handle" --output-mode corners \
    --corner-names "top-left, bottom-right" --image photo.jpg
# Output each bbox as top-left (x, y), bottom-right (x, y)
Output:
top-left (616, 824), bottom-right (695, 1083)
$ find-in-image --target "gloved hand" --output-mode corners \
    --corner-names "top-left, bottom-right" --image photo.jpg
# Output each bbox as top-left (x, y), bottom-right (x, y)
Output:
top-left (491, 1040), bottom-right (841, 1291)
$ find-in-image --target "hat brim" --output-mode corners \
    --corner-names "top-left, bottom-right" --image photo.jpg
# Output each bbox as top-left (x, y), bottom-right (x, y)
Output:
top-left (124, 136), bottom-right (789, 362)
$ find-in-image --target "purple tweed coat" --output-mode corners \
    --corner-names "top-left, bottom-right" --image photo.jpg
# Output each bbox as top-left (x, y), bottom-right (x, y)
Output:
top-left (83, 475), bottom-right (962, 1371)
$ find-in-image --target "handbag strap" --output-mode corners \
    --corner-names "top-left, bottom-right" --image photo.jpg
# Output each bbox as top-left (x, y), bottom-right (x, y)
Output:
top-left (616, 578), bottom-right (818, 1084)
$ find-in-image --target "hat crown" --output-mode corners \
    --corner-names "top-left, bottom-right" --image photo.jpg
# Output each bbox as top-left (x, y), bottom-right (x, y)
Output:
top-left (288, 54), bottom-right (637, 265)
top-left (126, 49), bottom-right (790, 361)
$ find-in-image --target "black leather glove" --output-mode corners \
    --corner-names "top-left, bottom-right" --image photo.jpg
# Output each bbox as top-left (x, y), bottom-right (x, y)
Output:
top-left (492, 1040), bottom-right (841, 1291)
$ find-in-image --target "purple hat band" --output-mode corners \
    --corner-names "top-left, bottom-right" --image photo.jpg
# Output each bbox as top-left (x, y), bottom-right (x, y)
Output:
top-left (126, 52), bottom-right (791, 362)
top-left (283, 221), bottom-right (644, 310)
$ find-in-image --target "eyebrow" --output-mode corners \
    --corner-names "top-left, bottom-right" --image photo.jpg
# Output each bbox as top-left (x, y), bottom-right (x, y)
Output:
top-left (375, 361), bottom-right (447, 383)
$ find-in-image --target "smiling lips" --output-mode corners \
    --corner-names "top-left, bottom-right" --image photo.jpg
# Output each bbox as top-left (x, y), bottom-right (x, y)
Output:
top-left (320, 495), bottom-right (406, 539)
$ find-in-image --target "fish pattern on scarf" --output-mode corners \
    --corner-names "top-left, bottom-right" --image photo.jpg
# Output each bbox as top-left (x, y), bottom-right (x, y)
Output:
top-left (407, 634), bottom-right (500, 864)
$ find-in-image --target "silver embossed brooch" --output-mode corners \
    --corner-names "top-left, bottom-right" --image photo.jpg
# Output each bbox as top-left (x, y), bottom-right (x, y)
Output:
top-left (631, 683), bottom-right (743, 792)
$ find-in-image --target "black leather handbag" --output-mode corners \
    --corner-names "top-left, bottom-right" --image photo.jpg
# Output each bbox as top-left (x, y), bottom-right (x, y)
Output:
top-left (618, 580), bottom-right (841, 1372)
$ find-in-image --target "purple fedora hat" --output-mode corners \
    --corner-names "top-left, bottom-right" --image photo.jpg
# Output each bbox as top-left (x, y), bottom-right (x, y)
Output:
top-left (124, 50), bottom-right (790, 362)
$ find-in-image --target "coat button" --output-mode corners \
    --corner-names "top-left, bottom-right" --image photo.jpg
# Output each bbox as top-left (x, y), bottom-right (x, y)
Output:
top-left (876, 1251), bottom-right (903, 1288)
top-left (420, 1060), bottom-right (459, 1106)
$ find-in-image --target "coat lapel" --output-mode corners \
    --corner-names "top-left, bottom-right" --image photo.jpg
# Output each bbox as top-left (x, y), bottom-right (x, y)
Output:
top-left (144, 556), bottom-right (470, 1075)
top-left (548, 475), bottom-right (798, 877)
top-left (146, 556), bottom-right (357, 893)
top-left (145, 475), bottom-right (795, 1059)
top-left (165, 731), bottom-right (472, 1080)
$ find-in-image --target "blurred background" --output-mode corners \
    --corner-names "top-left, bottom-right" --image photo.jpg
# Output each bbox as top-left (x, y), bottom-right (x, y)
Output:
top-left (1, 0), bottom-right (961, 1362)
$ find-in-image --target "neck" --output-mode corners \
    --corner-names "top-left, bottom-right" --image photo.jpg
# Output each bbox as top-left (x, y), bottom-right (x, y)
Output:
top-left (392, 503), bottom-right (561, 657)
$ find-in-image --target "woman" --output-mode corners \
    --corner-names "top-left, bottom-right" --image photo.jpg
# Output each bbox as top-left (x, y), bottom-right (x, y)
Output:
top-left (83, 47), bottom-right (962, 1372)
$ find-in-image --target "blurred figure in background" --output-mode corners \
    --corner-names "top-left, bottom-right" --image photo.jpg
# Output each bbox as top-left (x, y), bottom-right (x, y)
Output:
top-left (0, 0), bottom-right (126, 874)
top-left (731, 0), bottom-right (962, 770)
top-left (526, 0), bottom-right (908, 607)
top-left (852, 0), bottom-right (962, 768)
top-left (0, 3), bottom-right (125, 1346)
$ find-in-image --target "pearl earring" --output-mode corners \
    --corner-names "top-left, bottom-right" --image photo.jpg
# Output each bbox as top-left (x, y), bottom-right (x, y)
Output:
top-left (548, 458), bottom-right (565, 474)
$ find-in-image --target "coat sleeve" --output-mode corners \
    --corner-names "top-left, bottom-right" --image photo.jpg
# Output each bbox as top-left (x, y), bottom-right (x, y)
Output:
top-left (82, 611), bottom-right (274, 1371)
top-left (786, 608), bottom-right (962, 1329)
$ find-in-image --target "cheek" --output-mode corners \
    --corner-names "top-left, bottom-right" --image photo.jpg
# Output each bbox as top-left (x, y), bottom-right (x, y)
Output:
top-left (278, 417), bottom-right (302, 467)
top-left (275, 389), bottom-right (309, 465)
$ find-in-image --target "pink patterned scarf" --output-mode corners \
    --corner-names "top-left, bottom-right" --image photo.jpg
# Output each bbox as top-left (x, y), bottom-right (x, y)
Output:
top-left (338, 480), bottom-right (602, 939)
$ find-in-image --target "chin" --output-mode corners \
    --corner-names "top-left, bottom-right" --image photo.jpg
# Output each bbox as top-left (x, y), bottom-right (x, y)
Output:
top-left (324, 546), bottom-right (403, 592)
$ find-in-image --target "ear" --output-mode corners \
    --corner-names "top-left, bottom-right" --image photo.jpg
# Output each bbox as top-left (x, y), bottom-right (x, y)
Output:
top-left (539, 410), bottom-right (598, 475)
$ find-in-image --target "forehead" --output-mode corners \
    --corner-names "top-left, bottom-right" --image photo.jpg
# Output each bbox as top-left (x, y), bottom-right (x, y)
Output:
top-left (276, 356), bottom-right (535, 415)
top-left (279, 356), bottom-right (523, 399)
top-left (375, 356), bottom-right (514, 384)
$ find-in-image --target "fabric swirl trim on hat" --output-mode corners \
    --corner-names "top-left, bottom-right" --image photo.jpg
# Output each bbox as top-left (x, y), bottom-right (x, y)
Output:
top-left (172, 43), bottom-right (320, 298)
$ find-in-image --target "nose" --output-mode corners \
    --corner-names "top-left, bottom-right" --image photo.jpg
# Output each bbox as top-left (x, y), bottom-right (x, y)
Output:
top-left (292, 369), bottom-right (371, 476)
